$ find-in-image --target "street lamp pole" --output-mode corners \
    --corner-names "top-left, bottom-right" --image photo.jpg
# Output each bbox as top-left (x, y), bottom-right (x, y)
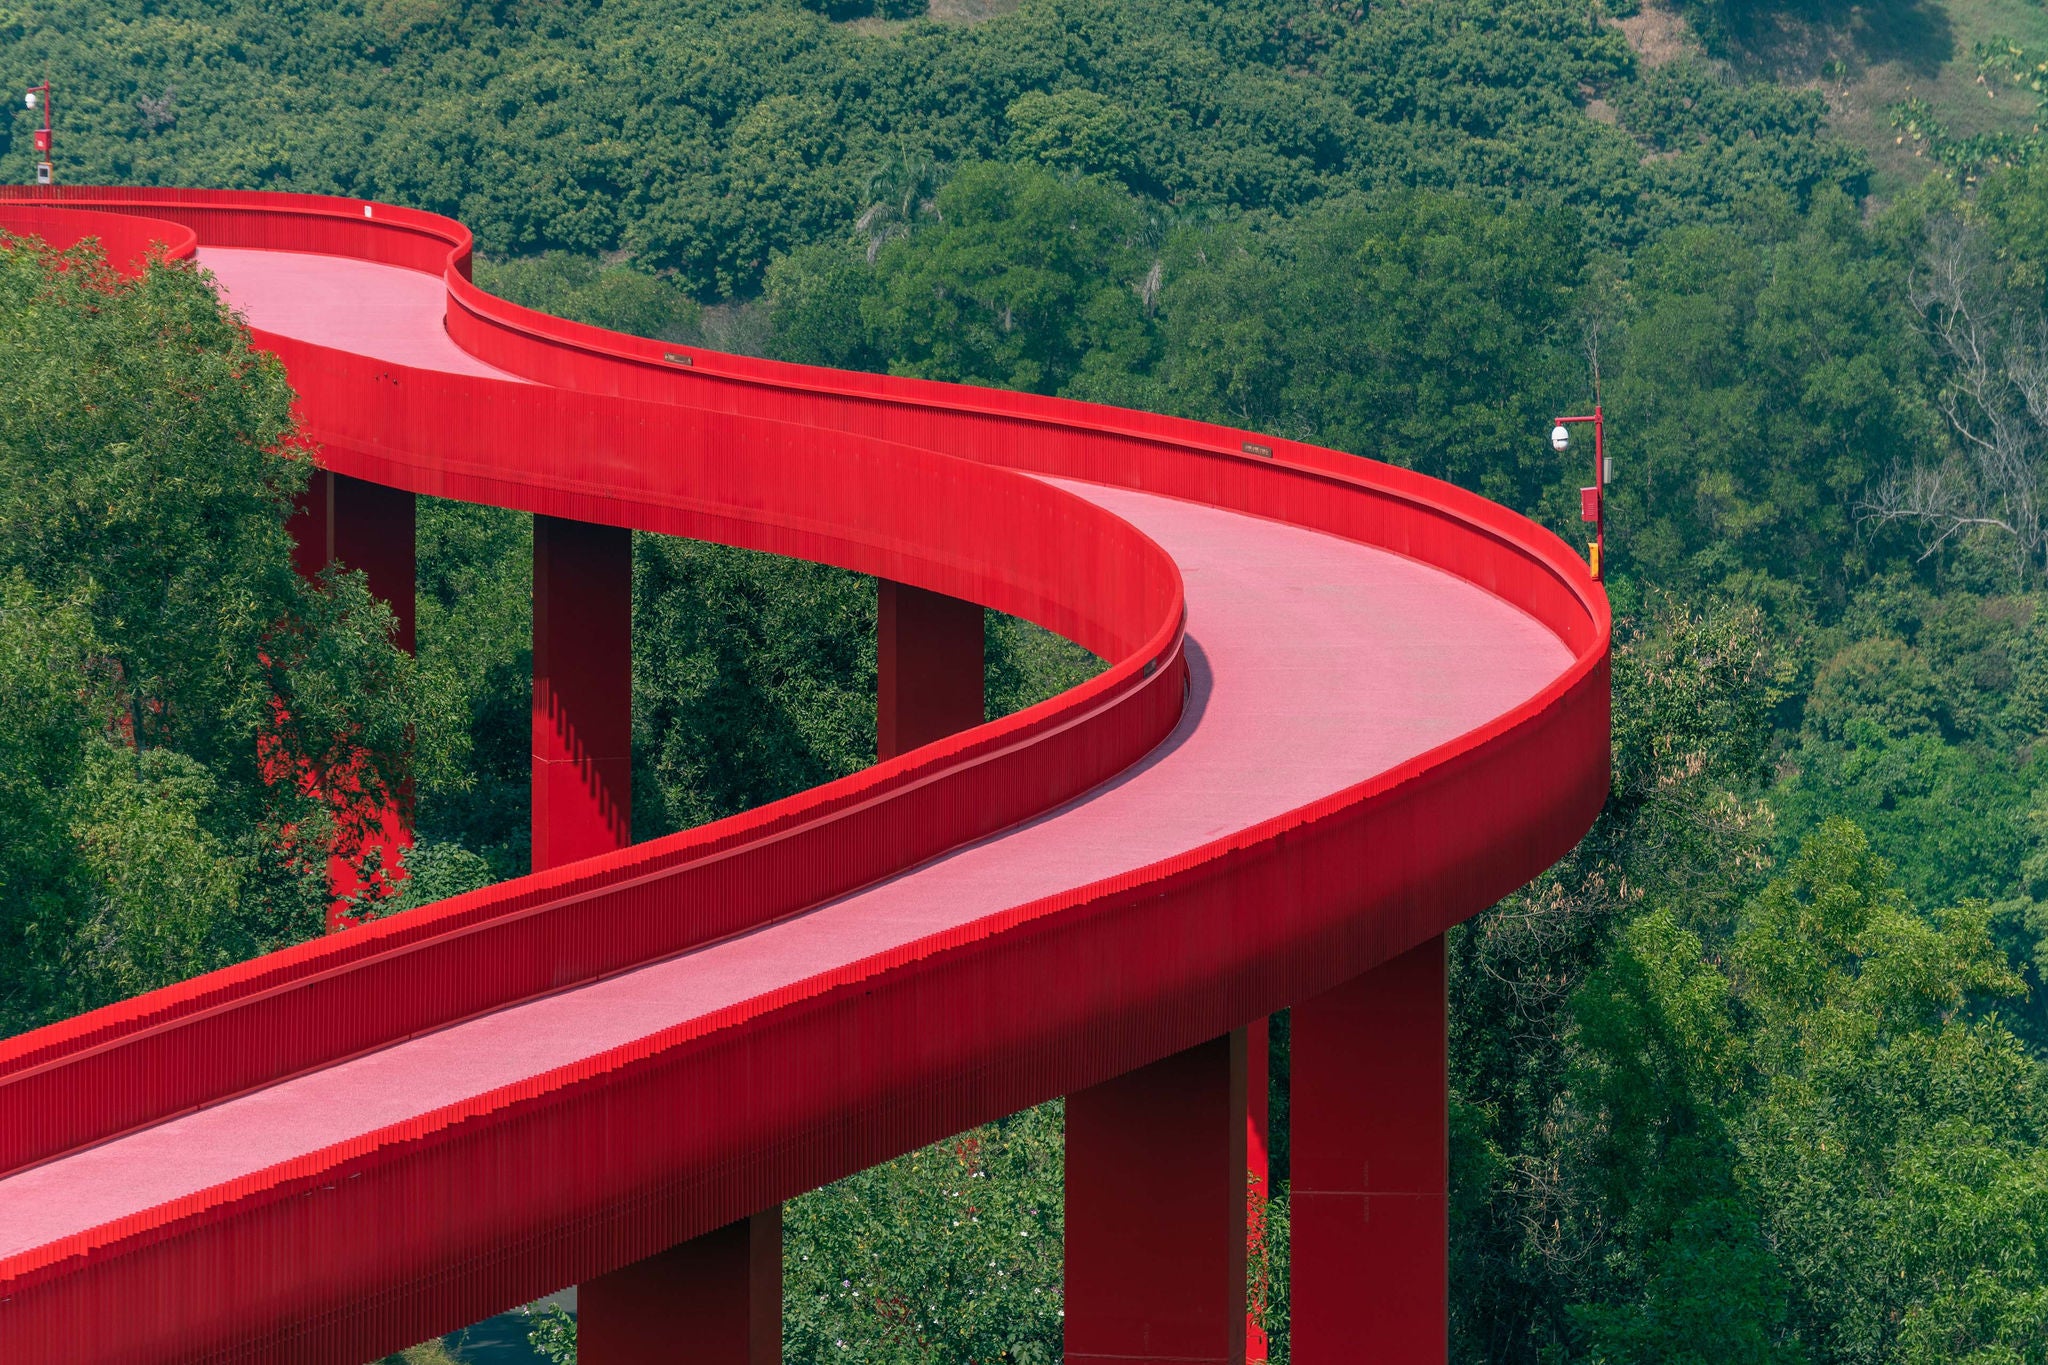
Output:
top-left (24, 81), bottom-right (52, 186)
top-left (1550, 406), bottom-right (1607, 581)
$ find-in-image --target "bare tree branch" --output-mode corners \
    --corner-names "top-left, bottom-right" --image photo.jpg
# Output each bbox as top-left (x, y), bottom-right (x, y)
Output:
top-left (1867, 216), bottom-right (2048, 578)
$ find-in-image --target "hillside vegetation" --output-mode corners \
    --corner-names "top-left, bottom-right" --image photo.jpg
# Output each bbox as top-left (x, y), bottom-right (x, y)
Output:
top-left (6, 0), bottom-right (2048, 1362)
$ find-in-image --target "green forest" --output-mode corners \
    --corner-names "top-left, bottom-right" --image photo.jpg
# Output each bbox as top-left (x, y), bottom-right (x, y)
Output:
top-left (6, 0), bottom-right (2048, 1359)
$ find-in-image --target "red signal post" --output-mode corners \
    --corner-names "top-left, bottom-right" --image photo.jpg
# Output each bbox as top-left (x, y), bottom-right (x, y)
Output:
top-left (1553, 407), bottom-right (1607, 580)
top-left (24, 82), bottom-right (52, 186)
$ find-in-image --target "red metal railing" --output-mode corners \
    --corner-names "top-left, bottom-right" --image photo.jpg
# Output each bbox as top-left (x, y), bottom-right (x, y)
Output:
top-left (0, 188), bottom-right (1609, 1365)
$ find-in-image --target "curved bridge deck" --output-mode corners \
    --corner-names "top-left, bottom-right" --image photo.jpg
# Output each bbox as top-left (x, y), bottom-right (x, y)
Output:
top-left (0, 189), bottom-right (1608, 1365)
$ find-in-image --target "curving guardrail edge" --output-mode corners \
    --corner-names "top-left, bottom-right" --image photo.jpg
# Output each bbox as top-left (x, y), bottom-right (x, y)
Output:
top-left (0, 188), bottom-right (1610, 1365)
top-left (0, 203), bottom-right (198, 273)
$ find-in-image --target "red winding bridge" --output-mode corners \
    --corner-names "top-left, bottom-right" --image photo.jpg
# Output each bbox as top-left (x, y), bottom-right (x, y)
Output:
top-left (0, 190), bottom-right (1609, 1365)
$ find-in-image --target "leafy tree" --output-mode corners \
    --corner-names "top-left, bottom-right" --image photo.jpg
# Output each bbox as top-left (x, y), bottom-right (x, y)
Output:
top-left (1450, 598), bottom-right (1777, 1362)
top-left (471, 253), bottom-right (702, 342)
top-left (1979, 162), bottom-right (2048, 297)
top-left (1733, 822), bottom-right (2048, 1363)
top-left (412, 498), bottom-right (533, 878)
top-left (632, 537), bottom-right (878, 834)
top-left (1604, 190), bottom-right (1938, 599)
top-left (860, 161), bottom-right (1159, 395)
top-left (0, 232), bottom-right (423, 1033)
top-left (784, 1106), bottom-right (1065, 1364)
top-left (1146, 191), bottom-right (1586, 512)
top-left (0, 573), bottom-right (105, 1027)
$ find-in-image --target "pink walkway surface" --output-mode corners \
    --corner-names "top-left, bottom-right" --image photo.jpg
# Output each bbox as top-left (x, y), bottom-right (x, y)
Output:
top-left (0, 249), bottom-right (1570, 1259)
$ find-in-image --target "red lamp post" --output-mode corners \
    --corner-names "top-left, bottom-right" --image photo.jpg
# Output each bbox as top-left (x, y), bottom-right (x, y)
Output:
top-left (24, 81), bottom-right (52, 185)
top-left (1551, 407), bottom-right (1608, 580)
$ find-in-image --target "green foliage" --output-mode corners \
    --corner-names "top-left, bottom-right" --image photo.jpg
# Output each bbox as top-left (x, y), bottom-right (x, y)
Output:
top-left (1572, 1197), bottom-right (1803, 1365)
top-left (1513, 814), bottom-right (2048, 1363)
top-left (1143, 191), bottom-right (1585, 511)
top-left (776, 182), bottom-right (1587, 507)
top-left (632, 536), bottom-right (878, 833)
top-left (802, 0), bottom-right (929, 19)
top-left (860, 162), bottom-right (1158, 394)
top-left (1769, 580), bottom-right (2048, 911)
top-left (1978, 161), bottom-right (2048, 295)
top-left (1249, 1178), bottom-right (1291, 1361)
top-left (1450, 598), bottom-right (1780, 1362)
top-left (1603, 189), bottom-right (1939, 599)
top-left (525, 1305), bottom-right (577, 1365)
top-left (1005, 89), bottom-right (1148, 190)
top-left (471, 253), bottom-right (702, 342)
top-left (784, 1106), bottom-right (1065, 1363)
top-left (1731, 823), bottom-right (2048, 1363)
top-left (0, 235), bottom-right (420, 1034)
top-left (2, 0), bottom-right (1869, 299)
top-left (412, 498), bottom-right (532, 877)
top-left (0, 573), bottom-right (113, 1026)
top-left (765, 245), bottom-right (887, 371)
top-left (383, 839), bottom-right (496, 914)
top-left (374, 1342), bottom-right (467, 1365)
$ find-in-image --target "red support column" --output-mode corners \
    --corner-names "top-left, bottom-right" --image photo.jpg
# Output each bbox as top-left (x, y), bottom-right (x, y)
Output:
top-left (1246, 1015), bottom-right (1270, 1364)
top-left (579, 1210), bottom-right (781, 1365)
top-left (875, 579), bottom-right (983, 762)
top-left (287, 470), bottom-right (415, 925)
top-left (1290, 935), bottom-right (1448, 1364)
top-left (1067, 1031), bottom-right (1249, 1365)
top-left (331, 474), bottom-right (418, 653)
top-left (532, 515), bottom-right (632, 871)
top-left (289, 471), bottom-right (418, 644)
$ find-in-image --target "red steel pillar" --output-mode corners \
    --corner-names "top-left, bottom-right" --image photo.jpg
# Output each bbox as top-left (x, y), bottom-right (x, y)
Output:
top-left (1290, 935), bottom-right (1448, 1363)
top-left (1246, 1016), bottom-right (1270, 1363)
top-left (532, 515), bottom-right (632, 871)
top-left (1067, 1030), bottom-right (1249, 1365)
top-left (287, 470), bottom-right (415, 925)
top-left (875, 579), bottom-right (983, 761)
top-left (579, 1210), bottom-right (781, 1365)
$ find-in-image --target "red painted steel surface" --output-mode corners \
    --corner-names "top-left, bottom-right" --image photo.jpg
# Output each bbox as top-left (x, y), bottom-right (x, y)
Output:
top-left (0, 187), bottom-right (1609, 1364)
top-left (580, 1211), bottom-right (780, 1365)
top-left (876, 580), bottom-right (986, 762)
top-left (316, 474), bottom-right (420, 655)
top-left (1246, 1016), bottom-right (1271, 1364)
top-left (1291, 936), bottom-right (1449, 1363)
top-left (587, 581), bottom-right (986, 1359)
top-left (1067, 1031), bottom-right (1249, 1365)
top-left (0, 203), bottom-right (195, 274)
top-left (532, 516), bottom-right (634, 870)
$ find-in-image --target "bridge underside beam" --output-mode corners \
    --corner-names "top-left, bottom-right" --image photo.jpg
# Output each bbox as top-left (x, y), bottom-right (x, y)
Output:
top-left (1290, 935), bottom-right (1448, 1363)
top-left (876, 578), bottom-right (984, 762)
top-left (1067, 1029), bottom-right (1249, 1365)
top-left (532, 515), bottom-right (632, 871)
